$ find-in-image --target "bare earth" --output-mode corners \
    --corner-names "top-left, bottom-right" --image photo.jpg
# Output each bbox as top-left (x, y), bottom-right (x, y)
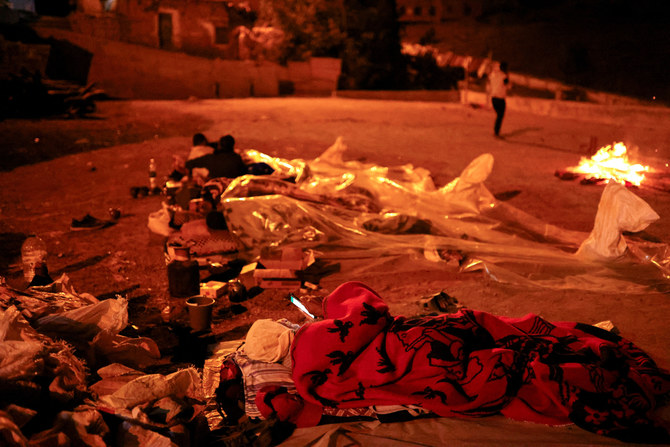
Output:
top-left (1, 97), bottom-right (670, 445)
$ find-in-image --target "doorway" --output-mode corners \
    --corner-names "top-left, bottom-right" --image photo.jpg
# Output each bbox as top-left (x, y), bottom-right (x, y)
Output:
top-left (158, 13), bottom-right (173, 49)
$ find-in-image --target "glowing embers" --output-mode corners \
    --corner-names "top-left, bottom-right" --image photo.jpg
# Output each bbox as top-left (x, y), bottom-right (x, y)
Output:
top-left (563, 142), bottom-right (651, 186)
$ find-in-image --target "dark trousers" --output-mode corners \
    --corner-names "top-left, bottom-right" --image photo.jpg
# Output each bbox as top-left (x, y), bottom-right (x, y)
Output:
top-left (492, 97), bottom-right (506, 136)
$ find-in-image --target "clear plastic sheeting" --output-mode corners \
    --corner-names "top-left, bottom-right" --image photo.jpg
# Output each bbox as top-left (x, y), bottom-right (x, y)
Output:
top-left (228, 138), bottom-right (670, 293)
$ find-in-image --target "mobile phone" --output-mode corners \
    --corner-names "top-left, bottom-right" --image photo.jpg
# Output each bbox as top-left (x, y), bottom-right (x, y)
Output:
top-left (289, 294), bottom-right (315, 320)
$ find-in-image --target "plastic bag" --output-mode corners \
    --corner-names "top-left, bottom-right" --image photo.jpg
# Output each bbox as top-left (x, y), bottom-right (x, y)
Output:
top-left (36, 297), bottom-right (128, 341)
top-left (148, 203), bottom-right (173, 237)
top-left (576, 182), bottom-right (659, 260)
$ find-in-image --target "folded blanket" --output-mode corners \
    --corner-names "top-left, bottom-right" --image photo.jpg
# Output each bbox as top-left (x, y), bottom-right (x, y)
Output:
top-left (291, 281), bottom-right (670, 443)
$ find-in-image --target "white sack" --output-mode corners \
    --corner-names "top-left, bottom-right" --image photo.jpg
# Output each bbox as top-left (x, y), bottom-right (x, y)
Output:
top-left (576, 182), bottom-right (659, 260)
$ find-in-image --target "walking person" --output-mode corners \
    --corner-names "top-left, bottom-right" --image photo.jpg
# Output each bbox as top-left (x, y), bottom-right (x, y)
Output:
top-left (488, 61), bottom-right (510, 138)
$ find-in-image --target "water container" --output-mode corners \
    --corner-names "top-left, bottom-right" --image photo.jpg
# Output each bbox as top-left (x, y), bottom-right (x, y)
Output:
top-left (167, 247), bottom-right (200, 297)
top-left (21, 236), bottom-right (48, 283)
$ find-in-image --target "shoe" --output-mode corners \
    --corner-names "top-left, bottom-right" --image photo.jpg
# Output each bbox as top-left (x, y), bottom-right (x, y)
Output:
top-left (70, 214), bottom-right (112, 231)
top-left (417, 291), bottom-right (461, 314)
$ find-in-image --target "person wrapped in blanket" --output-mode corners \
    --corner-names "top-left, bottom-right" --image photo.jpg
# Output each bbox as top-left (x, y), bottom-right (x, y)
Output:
top-left (218, 282), bottom-right (670, 443)
top-left (215, 318), bottom-right (428, 441)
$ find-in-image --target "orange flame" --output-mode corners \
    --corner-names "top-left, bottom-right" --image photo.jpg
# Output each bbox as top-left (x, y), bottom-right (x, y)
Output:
top-left (568, 142), bottom-right (650, 186)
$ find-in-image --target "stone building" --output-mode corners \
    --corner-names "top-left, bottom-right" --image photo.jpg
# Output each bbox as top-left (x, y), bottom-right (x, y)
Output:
top-left (70, 0), bottom-right (259, 59)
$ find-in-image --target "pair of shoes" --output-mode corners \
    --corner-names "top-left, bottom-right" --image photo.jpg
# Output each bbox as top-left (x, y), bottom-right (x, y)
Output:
top-left (70, 214), bottom-right (112, 231)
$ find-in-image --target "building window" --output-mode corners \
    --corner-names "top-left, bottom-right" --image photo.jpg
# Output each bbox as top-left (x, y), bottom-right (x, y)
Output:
top-left (429, 6), bottom-right (436, 16)
top-left (215, 26), bottom-right (229, 44)
top-left (413, 6), bottom-right (422, 16)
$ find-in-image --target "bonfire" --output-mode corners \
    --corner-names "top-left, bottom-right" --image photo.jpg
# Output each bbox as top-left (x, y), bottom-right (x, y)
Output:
top-left (563, 142), bottom-right (651, 186)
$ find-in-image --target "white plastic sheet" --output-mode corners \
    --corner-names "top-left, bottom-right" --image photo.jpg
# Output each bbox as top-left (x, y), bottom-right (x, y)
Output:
top-left (223, 138), bottom-right (670, 293)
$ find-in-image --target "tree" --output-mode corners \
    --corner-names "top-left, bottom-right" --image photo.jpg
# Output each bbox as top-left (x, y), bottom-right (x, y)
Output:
top-left (259, 0), bottom-right (407, 90)
top-left (258, 0), bottom-right (346, 62)
top-left (338, 0), bottom-right (407, 90)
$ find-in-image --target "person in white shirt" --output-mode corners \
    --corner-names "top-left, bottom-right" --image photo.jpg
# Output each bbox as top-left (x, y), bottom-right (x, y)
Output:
top-left (487, 61), bottom-right (510, 137)
top-left (187, 133), bottom-right (215, 160)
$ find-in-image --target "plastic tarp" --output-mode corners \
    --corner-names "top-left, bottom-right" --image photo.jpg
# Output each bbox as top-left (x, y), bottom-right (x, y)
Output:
top-left (221, 137), bottom-right (670, 294)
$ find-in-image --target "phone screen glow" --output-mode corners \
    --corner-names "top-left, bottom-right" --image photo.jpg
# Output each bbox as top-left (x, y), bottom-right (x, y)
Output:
top-left (290, 295), bottom-right (315, 319)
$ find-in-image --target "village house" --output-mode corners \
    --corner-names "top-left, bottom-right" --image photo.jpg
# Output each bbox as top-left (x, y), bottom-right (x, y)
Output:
top-left (70, 0), bottom-right (259, 59)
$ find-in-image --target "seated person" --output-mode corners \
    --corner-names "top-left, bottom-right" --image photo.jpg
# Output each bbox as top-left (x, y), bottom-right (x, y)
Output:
top-left (187, 132), bottom-right (215, 160)
top-left (168, 133), bottom-right (214, 182)
top-left (186, 134), bottom-right (247, 180)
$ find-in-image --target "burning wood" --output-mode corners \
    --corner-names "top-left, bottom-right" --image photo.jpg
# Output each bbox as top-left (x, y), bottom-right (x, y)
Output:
top-left (557, 142), bottom-right (652, 187)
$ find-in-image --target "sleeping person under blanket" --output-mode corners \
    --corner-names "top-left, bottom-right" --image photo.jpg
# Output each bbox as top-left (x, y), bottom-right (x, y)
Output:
top-left (239, 281), bottom-right (670, 444)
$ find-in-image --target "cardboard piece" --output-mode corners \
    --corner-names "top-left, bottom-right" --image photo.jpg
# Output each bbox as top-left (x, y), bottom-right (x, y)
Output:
top-left (237, 262), bottom-right (259, 290)
top-left (200, 281), bottom-right (227, 299)
top-left (251, 248), bottom-right (317, 289)
top-left (259, 247), bottom-right (306, 270)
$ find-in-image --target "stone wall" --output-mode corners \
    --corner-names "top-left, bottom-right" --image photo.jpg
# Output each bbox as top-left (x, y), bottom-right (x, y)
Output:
top-left (33, 28), bottom-right (340, 100)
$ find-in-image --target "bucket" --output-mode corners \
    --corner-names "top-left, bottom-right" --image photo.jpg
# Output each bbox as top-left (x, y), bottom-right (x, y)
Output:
top-left (185, 296), bottom-right (215, 331)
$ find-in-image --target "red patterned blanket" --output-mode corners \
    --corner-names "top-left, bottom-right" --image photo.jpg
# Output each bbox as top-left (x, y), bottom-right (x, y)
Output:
top-left (291, 282), bottom-right (670, 443)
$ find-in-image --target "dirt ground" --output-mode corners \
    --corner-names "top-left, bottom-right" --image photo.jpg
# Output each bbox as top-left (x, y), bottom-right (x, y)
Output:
top-left (2, 97), bottom-right (670, 445)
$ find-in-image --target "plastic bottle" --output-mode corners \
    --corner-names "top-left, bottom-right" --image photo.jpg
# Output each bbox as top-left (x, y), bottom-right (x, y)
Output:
top-left (149, 158), bottom-right (157, 192)
top-left (167, 247), bottom-right (200, 297)
top-left (21, 236), bottom-right (48, 283)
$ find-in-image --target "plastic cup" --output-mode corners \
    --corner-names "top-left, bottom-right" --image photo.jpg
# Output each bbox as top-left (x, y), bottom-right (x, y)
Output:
top-left (185, 296), bottom-right (215, 331)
